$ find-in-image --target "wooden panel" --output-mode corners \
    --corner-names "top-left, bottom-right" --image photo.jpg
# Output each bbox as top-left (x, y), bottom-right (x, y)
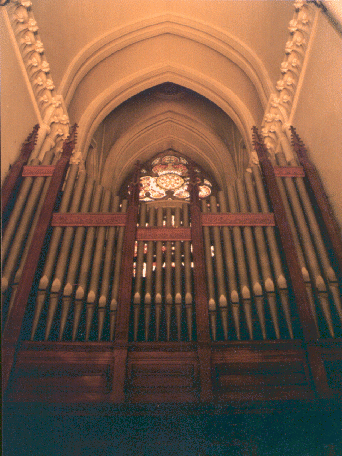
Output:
top-left (201, 213), bottom-right (275, 226)
top-left (22, 165), bottom-right (56, 176)
top-left (136, 227), bottom-right (191, 241)
top-left (273, 166), bottom-right (305, 177)
top-left (51, 212), bottom-right (127, 226)
top-left (126, 350), bottom-right (199, 403)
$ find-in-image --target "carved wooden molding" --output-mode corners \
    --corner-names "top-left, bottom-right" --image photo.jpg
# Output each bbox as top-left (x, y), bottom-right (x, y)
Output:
top-left (51, 213), bottom-right (127, 227)
top-left (201, 213), bottom-right (275, 226)
top-left (5, 0), bottom-right (70, 151)
top-left (273, 166), bottom-right (305, 177)
top-left (22, 165), bottom-right (55, 176)
top-left (261, 1), bottom-right (315, 153)
top-left (136, 227), bottom-right (192, 241)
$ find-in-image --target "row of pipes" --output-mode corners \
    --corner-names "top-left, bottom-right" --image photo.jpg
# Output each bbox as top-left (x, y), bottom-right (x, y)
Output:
top-left (2, 147), bottom-right (341, 342)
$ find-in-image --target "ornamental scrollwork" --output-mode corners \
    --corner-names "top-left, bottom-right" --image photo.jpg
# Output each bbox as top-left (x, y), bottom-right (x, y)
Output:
top-left (5, 0), bottom-right (72, 157)
top-left (261, 0), bottom-right (315, 154)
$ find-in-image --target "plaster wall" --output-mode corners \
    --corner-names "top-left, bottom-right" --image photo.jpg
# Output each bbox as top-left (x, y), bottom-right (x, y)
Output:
top-left (292, 12), bottom-right (342, 227)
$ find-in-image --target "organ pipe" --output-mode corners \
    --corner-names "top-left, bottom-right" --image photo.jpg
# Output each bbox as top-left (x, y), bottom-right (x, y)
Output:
top-left (133, 203), bottom-right (147, 341)
top-left (154, 207), bottom-right (163, 341)
top-left (226, 185), bottom-right (253, 339)
top-left (143, 205), bottom-right (156, 341)
top-left (217, 191), bottom-right (240, 340)
top-left (165, 207), bottom-right (173, 341)
top-left (174, 206), bottom-right (182, 340)
top-left (109, 199), bottom-right (128, 341)
top-left (97, 195), bottom-right (120, 341)
top-left (30, 163), bottom-right (80, 340)
top-left (276, 151), bottom-right (336, 337)
top-left (72, 184), bottom-right (103, 341)
top-left (58, 177), bottom-right (95, 340)
top-left (246, 167), bottom-right (293, 338)
top-left (209, 196), bottom-right (228, 339)
top-left (85, 189), bottom-right (112, 341)
top-left (182, 203), bottom-right (193, 341)
top-left (2, 158), bottom-right (40, 264)
top-left (201, 199), bottom-right (217, 340)
top-left (43, 170), bottom-right (87, 340)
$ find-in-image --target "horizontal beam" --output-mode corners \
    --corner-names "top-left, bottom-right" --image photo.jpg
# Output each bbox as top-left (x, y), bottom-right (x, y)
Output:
top-left (201, 213), bottom-right (275, 226)
top-left (136, 227), bottom-right (192, 241)
top-left (51, 213), bottom-right (127, 226)
top-left (22, 165), bottom-right (56, 177)
top-left (273, 166), bottom-right (305, 177)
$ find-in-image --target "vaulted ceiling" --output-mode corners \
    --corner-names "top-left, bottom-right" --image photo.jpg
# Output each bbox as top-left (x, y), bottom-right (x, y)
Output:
top-left (2, 0), bottom-right (342, 224)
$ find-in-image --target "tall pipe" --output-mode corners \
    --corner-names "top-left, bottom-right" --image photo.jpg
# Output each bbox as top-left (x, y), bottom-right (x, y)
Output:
top-left (209, 195), bottom-right (228, 339)
top-left (97, 195), bottom-right (121, 341)
top-left (44, 169), bottom-right (87, 340)
top-left (144, 205), bottom-right (156, 341)
top-left (85, 189), bottom-right (112, 341)
top-left (174, 206), bottom-right (182, 340)
top-left (226, 185), bottom-right (253, 339)
top-left (201, 199), bottom-right (217, 340)
top-left (72, 184), bottom-right (103, 341)
top-left (154, 207), bottom-right (163, 341)
top-left (133, 203), bottom-right (147, 341)
top-left (218, 191), bottom-right (240, 340)
top-left (182, 203), bottom-right (193, 341)
top-left (109, 199), bottom-right (128, 341)
top-left (2, 158), bottom-right (40, 263)
top-left (165, 207), bottom-right (173, 341)
top-left (58, 177), bottom-right (95, 340)
top-left (246, 167), bottom-right (293, 338)
top-left (30, 163), bottom-right (80, 340)
top-left (276, 151), bottom-right (335, 336)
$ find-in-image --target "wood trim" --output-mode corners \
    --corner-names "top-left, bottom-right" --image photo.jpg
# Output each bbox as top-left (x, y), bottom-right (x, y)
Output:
top-left (110, 164), bottom-right (141, 402)
top-left (201, 212), bottom-right (275, 226)
top-left (2, 125), bottom-right (77, 393)
top-left (188, 174), bottom-right (213, 402)
top-left (291, 126), bottom-right (342, 277)
top-left (22, 165), bottom-right (56, 177)
top-left (51, 212), bottom-right (127, 226)
top-left (252, 127), bottom-right (318, 343)
top-left (2, 124), bottom-right (39, 214)
top-left (136, 227), bottom-right (192, 241)
top-left (273, 166), bottom-right (305, 177)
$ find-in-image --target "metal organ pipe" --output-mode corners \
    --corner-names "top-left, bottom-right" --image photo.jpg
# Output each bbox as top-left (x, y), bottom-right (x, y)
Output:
top-left (276, 151), bottom-right (336, 337)
top-left (174, 206), bottom-right (182, 340)
top-left (30, 163), bottom-right (80, 340)
top-left (133, 203), bottom-right (147, 341)
top-left (72, 184), bottom-right (103, 340)
top-left (109, 199), bottom-right (128, 341)
top-left (217, 191), bottom-right (240, 340)
top-left (97, 195), bottom-right (120, 341)
top-left (154, 207), bottom-right (163, 341)
top-left (246, 167), bottom-right (293, 338)
top-left (143, 205), bottom-right (155, 341)
top-left (201, 199), bottom-right (217, 340)
top-left (2, 158), bottom-right (41, 265)
top-left (44, 169), bottom-right (87, 340)
top-left (182, 203), bottom-right (193, 341)
top-left (209, 195), bottom-right (228, 340)
top-left (85, 189), bottom-right (112, 341)
top-left (226, 185), bottom-right (253, 340)
top-left (58, 177), bottom-right (95, 340)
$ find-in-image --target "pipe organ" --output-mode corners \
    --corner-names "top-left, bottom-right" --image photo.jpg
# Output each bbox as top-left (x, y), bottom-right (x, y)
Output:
top-left (2, 125), bottom-right (342, 405)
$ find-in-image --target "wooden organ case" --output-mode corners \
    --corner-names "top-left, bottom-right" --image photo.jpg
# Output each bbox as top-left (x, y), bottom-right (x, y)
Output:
top-left (2, 125), bottom-right (342, 408)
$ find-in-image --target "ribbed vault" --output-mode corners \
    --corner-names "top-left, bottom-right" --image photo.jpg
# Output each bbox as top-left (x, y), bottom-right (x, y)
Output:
top-left (86, 83), bottom-right (248, 194)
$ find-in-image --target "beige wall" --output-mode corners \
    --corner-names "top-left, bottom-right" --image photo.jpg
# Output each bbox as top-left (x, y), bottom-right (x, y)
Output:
top-left (292, 12), bottom-right (342, 227)
top-left (1, 12), bottom-right (40, 183)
